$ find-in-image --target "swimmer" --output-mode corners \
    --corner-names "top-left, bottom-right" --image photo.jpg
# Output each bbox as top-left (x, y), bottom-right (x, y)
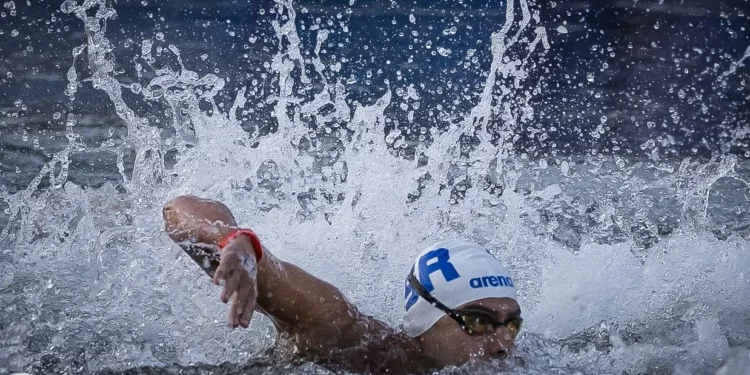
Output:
top-left (162, 195), bottom-right (522, 374)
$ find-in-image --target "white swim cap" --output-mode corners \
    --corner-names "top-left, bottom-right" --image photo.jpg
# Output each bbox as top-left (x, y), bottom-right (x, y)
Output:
top-left (402, 239), bottom-right (517, 337)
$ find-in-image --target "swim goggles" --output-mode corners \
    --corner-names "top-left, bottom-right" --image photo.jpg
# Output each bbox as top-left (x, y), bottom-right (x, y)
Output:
top-left (408, 268), bottom-right (523, 338)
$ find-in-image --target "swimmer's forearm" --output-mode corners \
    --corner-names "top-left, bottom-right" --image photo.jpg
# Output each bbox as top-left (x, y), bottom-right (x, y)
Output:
top-left (216, 239), bottom-right (377, 351)
top-left (254, 251), bottom-right (371, 338)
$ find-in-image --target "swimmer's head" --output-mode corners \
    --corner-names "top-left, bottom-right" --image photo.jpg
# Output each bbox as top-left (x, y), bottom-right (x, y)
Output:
top-left (403, 240), bottom-right (521, 365)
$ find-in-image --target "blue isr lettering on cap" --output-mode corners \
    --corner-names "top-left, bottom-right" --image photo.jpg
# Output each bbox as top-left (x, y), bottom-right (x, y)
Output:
top-left (417, 248), bottom-right (460, 292)
top-left (404, 279), bottom-right (419, 311)
top-left (405, 248), bottom-right (460, 311)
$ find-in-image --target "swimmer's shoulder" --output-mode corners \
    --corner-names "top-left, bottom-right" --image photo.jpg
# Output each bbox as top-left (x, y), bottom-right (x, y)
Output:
top-left (344, 327), bottom-right (437, 375)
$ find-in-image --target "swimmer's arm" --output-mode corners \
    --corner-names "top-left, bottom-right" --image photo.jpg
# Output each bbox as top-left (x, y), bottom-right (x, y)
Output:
top-left (254, 250), bottom-right (394, 349)
top-left (254, 253), bottom-right (429, 372)
top-left (163, 196), bottom-right (395, 350)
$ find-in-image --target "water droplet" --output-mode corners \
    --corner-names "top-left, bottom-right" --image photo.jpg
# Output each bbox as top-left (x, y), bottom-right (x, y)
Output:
top-left (557, 25), bottom-right (568, 34)
top-left (437, 47), bottom-right (451, 56)
top-left (3, 1), bottom-right (15, 10)
top-left (10, 29), bottom-right (18, 37)
top-left (409, 13), bottom-right (415, 23)
top-left (155, 32), bottom-right (164, 41)
top-left (560, 160), bottom-right (570, 176)
top-left (443, 26), bottom-right (457, 35)
top-left (587, 73), bottom-right (595, 82)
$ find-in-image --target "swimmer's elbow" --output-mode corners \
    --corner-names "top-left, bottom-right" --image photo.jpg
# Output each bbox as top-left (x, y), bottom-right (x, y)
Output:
top-left (327, 301), bottom-right (384, 342)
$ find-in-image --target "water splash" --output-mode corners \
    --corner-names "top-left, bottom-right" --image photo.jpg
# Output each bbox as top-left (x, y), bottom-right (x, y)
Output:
top-left (1, 0), bottom-right (748, 374)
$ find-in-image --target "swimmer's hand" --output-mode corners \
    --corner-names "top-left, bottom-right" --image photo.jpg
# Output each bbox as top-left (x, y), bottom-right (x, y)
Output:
top-left (213, 238), bottom-right (258, 329)
top-left (162, 196), bottom-right (256, 328)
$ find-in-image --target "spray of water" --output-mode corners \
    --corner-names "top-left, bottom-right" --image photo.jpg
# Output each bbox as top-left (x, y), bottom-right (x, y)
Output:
top-left (1, 0), bottom-right (749, 374)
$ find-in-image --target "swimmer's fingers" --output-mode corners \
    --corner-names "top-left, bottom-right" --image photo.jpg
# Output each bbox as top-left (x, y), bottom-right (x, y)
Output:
top-left (229, 273), bottom-right (256, 328)
top-left (212, 247), bottom-right (256, 328)
top-left (238, 280), bottom-right (257, 328)
top-left (221, 270), bottom-right (242, 304)
top-left (212, 261), bottom-right (227, 286)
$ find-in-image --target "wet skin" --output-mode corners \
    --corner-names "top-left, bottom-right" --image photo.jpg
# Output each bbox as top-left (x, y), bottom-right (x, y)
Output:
top-left (418, 298), bottom-right (521, 366)
top-left (162, 195), bottom-right (521, 374)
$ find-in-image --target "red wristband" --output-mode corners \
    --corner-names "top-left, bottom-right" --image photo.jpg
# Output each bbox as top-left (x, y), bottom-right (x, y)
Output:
top-left (218, 229), bottom-right (263, 262)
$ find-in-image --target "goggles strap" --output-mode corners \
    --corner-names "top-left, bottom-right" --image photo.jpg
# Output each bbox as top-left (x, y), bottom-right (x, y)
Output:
top-left (408, 267), bottom-right (466, 326)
